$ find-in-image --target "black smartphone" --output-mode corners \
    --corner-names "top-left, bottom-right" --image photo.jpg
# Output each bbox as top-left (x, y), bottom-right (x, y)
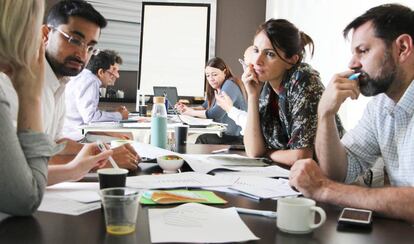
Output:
top-left (337, 208), bottom-right (373, 231)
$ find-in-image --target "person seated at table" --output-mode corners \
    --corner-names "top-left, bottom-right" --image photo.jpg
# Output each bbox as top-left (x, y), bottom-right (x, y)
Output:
top-left (175, 57), bottom-right (247, 145)
top-left (63, 49), bottom-right (129, 141)
top-left (242, 19), bottom-right (344, 166)
top-left (0, 0), bottom-right (112, 216)
top-left (216, 46), bottom-right (254, 135)
top-left (0, 0), bottom-right (139, 171)
top-left (290, 3), bottom-right (414, 223)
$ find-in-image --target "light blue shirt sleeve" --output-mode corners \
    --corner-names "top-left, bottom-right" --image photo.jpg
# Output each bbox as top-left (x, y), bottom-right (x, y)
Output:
top-left (341, 99), bottom-right (381, 183)
top-left (77, 83), bottom-right (121, 123)
top-left (74, 72), bottom-right (122, 123)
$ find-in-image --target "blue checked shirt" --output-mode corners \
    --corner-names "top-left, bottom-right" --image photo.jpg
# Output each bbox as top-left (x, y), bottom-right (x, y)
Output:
top-left (342, 81), bottom-right (414, 186)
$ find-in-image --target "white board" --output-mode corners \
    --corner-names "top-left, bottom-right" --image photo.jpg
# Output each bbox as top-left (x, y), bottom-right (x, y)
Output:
top-left (138, 2), bottom-right (211, 97)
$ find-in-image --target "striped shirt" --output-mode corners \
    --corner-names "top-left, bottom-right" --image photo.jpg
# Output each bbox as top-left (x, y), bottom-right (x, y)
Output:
top-left (342, 80), bottom-right (414, 186)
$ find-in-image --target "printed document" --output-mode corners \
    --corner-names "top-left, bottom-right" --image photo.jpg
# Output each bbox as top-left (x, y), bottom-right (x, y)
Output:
top-left (229, 176), bottom-right (300, 199)
top-left (126, 172), bottom-right (233, 189)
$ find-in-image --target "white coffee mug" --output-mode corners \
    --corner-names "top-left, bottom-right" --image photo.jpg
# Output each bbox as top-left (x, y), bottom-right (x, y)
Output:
top-left (277, 197), bottom-right (326, 234)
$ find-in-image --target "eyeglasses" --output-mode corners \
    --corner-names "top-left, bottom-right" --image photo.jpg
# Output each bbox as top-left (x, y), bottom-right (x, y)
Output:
top-left (105, 70), bottom-right (118, 78)
top-left (50, 27), bottom-right (99, 55)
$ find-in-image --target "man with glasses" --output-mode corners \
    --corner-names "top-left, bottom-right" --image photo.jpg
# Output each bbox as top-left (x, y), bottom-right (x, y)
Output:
top-left (63, 50), bottom-right (129, 141)
top-left (0, 0), bottom-right (140, 171)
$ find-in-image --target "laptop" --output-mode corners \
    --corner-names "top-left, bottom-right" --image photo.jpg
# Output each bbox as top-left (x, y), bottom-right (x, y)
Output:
top-left (153, 86), bottom-right (179, 113)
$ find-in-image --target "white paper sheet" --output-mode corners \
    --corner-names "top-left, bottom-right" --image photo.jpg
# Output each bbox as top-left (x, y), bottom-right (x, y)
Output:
top-left (148, 203), bottom-right (259, 243)
top-left (176, 115), bottom-right (214, 126)
top-left (126, 172), bottom-right (233, 189)
top-left (37, 182), bottom-right (101, 215)
top-left (45, 182), bottom-right (100, 203)
top-left (133, 142), bottom-right (179, 159)
top-left (213, 165), bottom-right (290, 178)
top-left (38, 195), bottom-right (101, 216)
top-left (229, 176), bottom-right (300, 199)
top-left (181, 154), bottom-right (282, 175)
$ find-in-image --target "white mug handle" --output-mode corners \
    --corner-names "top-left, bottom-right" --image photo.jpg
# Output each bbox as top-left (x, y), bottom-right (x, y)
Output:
top-left (309, 206), bottom-right (326, 229)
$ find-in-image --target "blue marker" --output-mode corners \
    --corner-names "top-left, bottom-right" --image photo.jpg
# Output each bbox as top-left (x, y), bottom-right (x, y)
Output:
top-left (348, 73), bottom-right (361, 80)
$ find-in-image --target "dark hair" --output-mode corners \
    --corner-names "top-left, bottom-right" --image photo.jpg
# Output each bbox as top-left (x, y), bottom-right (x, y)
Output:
top-left (205, 57), bottom-right (247, 109)
top-left (47, 0), bottom-right (107, 28)
top-left (86, 50), bottom-right (122, 74)
top-left (256, 19), bottom-right (314, 66)
top-left (343, 4), bottom-right (414, 46)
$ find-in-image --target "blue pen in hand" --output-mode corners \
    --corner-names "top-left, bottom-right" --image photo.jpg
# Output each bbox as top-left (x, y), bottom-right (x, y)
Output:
top-left (348, 73), bottom-right (361, 80)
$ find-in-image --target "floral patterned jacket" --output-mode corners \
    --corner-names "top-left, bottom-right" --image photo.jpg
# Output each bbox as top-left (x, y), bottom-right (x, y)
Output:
top-left (259, 63), bottom-right (344, 150)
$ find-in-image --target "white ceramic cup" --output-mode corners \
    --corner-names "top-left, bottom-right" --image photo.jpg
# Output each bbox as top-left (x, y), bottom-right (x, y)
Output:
top-left (277, 197), bottom-right (326, 234)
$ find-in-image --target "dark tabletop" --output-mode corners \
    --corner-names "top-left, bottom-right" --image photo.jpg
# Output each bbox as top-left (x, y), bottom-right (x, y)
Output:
top-left (1, 144), bottom-right (413, 244)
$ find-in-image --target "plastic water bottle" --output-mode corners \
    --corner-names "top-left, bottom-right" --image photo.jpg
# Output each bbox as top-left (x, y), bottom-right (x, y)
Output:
top-left (151, 96), bottom-right (167, 149)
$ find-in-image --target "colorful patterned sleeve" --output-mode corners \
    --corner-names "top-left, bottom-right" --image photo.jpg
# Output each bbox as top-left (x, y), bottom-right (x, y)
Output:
top-left (285, 67), bottom-right (324, 149)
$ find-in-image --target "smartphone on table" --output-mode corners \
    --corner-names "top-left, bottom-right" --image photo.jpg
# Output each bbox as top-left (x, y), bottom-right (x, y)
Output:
top-left (337, 207), bottom-right (373, 231)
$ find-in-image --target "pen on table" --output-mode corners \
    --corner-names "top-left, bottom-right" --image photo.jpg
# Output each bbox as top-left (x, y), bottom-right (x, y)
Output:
top-left (96, 141), bottom-right (119, 169)
top-left (211, 148), bottom-right (229, 154)
top-left (236, 207), bottom-right (277, 218)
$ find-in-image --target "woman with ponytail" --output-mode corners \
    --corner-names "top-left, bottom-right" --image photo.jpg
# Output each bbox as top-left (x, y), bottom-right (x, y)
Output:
top-left (243, 19), bottom-right (344, 166)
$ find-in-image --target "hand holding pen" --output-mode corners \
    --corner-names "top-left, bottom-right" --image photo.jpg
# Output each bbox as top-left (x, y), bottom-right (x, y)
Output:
top-left (241, 60), bottom-right (262, 99)
top-left (318, 70), bottom-right (361, 117)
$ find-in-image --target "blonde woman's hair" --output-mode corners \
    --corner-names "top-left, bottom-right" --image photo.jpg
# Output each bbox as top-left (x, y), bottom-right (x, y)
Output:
top-left (0, 0), bottom-right (44, 71)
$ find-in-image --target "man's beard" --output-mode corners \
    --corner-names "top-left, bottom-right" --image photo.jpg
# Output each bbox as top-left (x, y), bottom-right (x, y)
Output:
top-left (46, 53), bottom-right (85, 77)
top-left (358, 50), bottom-right (397, 97)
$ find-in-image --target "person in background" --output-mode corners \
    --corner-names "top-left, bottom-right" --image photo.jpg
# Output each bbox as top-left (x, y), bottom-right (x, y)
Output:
top-left (242, 19), bottom-right (344, 166)
top-left (0, 0), bottom-right (111, 215)
top-left (176, 57), bottom-right (247, 144)
top-left (63, 49), bottom-right (129, 141)
top-left (0, 0), bottom-right (138, 176)
top-left (290, 3), bottom-right (414, 223)
top-left (216, 46), bottom-right (254, 135)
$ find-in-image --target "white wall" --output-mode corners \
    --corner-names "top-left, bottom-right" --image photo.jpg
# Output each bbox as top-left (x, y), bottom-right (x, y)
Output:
top-left (266, 0), bottom-right (414, 130)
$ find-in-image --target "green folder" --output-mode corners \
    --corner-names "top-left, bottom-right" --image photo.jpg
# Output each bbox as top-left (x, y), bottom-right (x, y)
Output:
top-left (140, 189), bottom-right (227, 205)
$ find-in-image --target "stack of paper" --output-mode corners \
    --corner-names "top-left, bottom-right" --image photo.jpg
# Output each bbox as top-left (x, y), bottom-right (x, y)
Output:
top-left (181, 154), bottom-right (289, 177)
top-left (38, 182), bottom-right (101, 216)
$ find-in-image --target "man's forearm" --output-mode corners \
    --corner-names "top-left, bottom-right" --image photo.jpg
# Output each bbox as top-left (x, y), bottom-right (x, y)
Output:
top-left (319, 181), bottom-right (414, 223)
top-left (315, 114), bottom-right (348, 181)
